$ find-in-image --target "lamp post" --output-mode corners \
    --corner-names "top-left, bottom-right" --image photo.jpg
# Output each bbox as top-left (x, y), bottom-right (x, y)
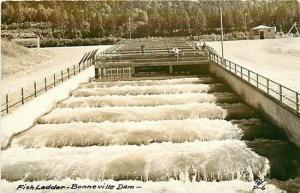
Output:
top-left (220, 0), bottom-right (224, 60)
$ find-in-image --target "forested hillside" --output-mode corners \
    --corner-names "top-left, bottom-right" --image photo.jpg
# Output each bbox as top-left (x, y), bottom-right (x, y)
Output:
top-left (1, 0), bottom-right (299, 39)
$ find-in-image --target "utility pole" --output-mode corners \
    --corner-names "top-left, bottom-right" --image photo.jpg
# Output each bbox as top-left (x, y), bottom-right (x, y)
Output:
top-left (129, 17), bottom-right (132, 39)
top-left (220, 0), bottom-right (224, 60)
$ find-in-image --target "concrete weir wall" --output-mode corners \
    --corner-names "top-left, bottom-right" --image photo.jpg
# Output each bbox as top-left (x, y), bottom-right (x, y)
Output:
top-left (209, 62), bottom-right (300, 147)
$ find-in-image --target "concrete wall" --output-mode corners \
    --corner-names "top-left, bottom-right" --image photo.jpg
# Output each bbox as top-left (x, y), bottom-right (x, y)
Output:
top-left (209, 62), bottom-right (300, 147)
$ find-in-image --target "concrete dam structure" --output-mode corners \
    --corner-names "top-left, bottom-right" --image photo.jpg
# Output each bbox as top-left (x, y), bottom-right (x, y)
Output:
top-left (2, 37), bottom-right (300, 193)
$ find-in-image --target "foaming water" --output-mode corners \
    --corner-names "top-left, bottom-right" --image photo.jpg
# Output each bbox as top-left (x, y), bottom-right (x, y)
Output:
top-left (38, 103), bottom-right (227, 123)
top-left (80, 77), bottom-right (217, 88)
top-left (1, 179), bottom-right (284, 193)
top-left (72, 84), bottom-right (211, 97)
top-left (58, 93), bottom-right (217, 108)
top-left (2, 140), bottom-right (269, 182)
top-left (58, 93), bottom-right (239, 108)
top-left (11, 119), bottom-right (242, 148)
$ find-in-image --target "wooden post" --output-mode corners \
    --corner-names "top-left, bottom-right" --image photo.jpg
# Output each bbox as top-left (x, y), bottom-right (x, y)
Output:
top-left (95, 68), bottom-right (99, 79)
top-left (129, 67), bottom-right (131, 77)
top-left (67, 68), bottom-right (70, 79)
top-left (122, 67), bottom-right (125, 78)
top-left (34, 81), bottom-right (37, 97)
top-left (61, 70), bottom-right (64, 82)
top-left (6, 94), bottom-right (8, 113)
top-left (256, 74), bottom-right (259, 87)
top-left (45, 77), bottom-right (47, 91)
top-left (104, 68), bottom-right (106, 79)
top-left (100, 68), bottom-right (104, 79)
top-left (21, 87), bottom-right (24, 105)
top-left (169, 65), bottom-right (173, 74)
top-left (79, 64), bottom-right (81, 73)
top-left (73, 65), bottom-right (76, 76)
top-left (54, 74), bottom-right (56, 86)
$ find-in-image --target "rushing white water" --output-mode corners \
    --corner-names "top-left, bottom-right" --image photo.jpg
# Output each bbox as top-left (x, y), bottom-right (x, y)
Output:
top-left (2, 75), bottom-right (282, 192)
top-left (2, 140), bottom-right (269, 182)
top-left (1, 179), bottom-right (284, 193)
top-left (80, 77), bottom-right (217, 88)
top-left (72, 84), bottom-right (214, 97)
top-left (38, 103), bottom-right (228, 123)
top-left (11, 119), bottom-right (242, 148)
top-left (58, 93), bottom-right (239, 108)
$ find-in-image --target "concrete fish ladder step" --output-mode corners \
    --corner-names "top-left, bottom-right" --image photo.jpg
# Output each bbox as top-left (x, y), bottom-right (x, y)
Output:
top-left (1, 140), bottom-right (269, 182)
top-left (81, 77), bottom-right (219, 88)
top-left (11, 119), bottom-right (243, 148)
top-left (71, 83), bottom-right (230, 97)
top-left (58, 93), bottom-right (240, 108)
top-left (1, 179), bottom-right (284, 193)
top-left (37, 103), bottom-right (255, 124)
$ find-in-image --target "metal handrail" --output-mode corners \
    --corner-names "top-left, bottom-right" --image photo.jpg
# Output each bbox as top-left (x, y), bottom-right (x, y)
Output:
top-left (1, 49), bottom-right (98, 116)
top-left (206, 47), bottom-right (299, 114)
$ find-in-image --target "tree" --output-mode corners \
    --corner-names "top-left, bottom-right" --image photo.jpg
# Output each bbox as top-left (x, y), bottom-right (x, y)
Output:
top-left (233, 9), bottom-right (246, 31)
top-left (14, 2), bottom-right (25, 24)
top-left (36, 4), bottom-right (47, 22)
top-left (224, 9), bottom-right (234, 32)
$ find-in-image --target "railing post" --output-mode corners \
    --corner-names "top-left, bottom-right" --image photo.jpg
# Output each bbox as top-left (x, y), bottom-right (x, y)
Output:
top-left (79, 64), bottom-right (81, 73)
top-left (34, 81), bottom-right (37, 97)
top-left (267, 79), bottom-right (269, 93)
top-left (247, 70), bottom-right (250, 82)
top-left (279, 85), bottom-right (282, 102)
top-left (234, 63), bottom-right (237, 74)
top-left (54, 74), bottom-right (56, 86)
top-left (229, 61), bottom-right (231, 71)
top-left (67, 68), bottom-right (70, 79)
top-left (256, 74), bottom-right (259, 88)
top-left (44, 77), bottom-right (47, 91)
top-left (240, 67), bottom-right (242, 77)
top-left (73, 65), bottom-right (76, 76)
top-left (21, 87), bottom-right (24, 105)
top-left (6, 94), bottom-right (8, 113)
top-left (296, 92), bottom-right (299, 113)
top-left (61, 70), bottom-right (64, 82)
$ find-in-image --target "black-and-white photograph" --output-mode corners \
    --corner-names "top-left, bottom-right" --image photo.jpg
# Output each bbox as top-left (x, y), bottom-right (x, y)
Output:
top-left (1, 0), bottom-right (300, 193)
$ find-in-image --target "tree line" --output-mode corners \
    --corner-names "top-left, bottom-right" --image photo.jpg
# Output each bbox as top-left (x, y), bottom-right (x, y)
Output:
top-left (1, 0), bottom-right (300, 39)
